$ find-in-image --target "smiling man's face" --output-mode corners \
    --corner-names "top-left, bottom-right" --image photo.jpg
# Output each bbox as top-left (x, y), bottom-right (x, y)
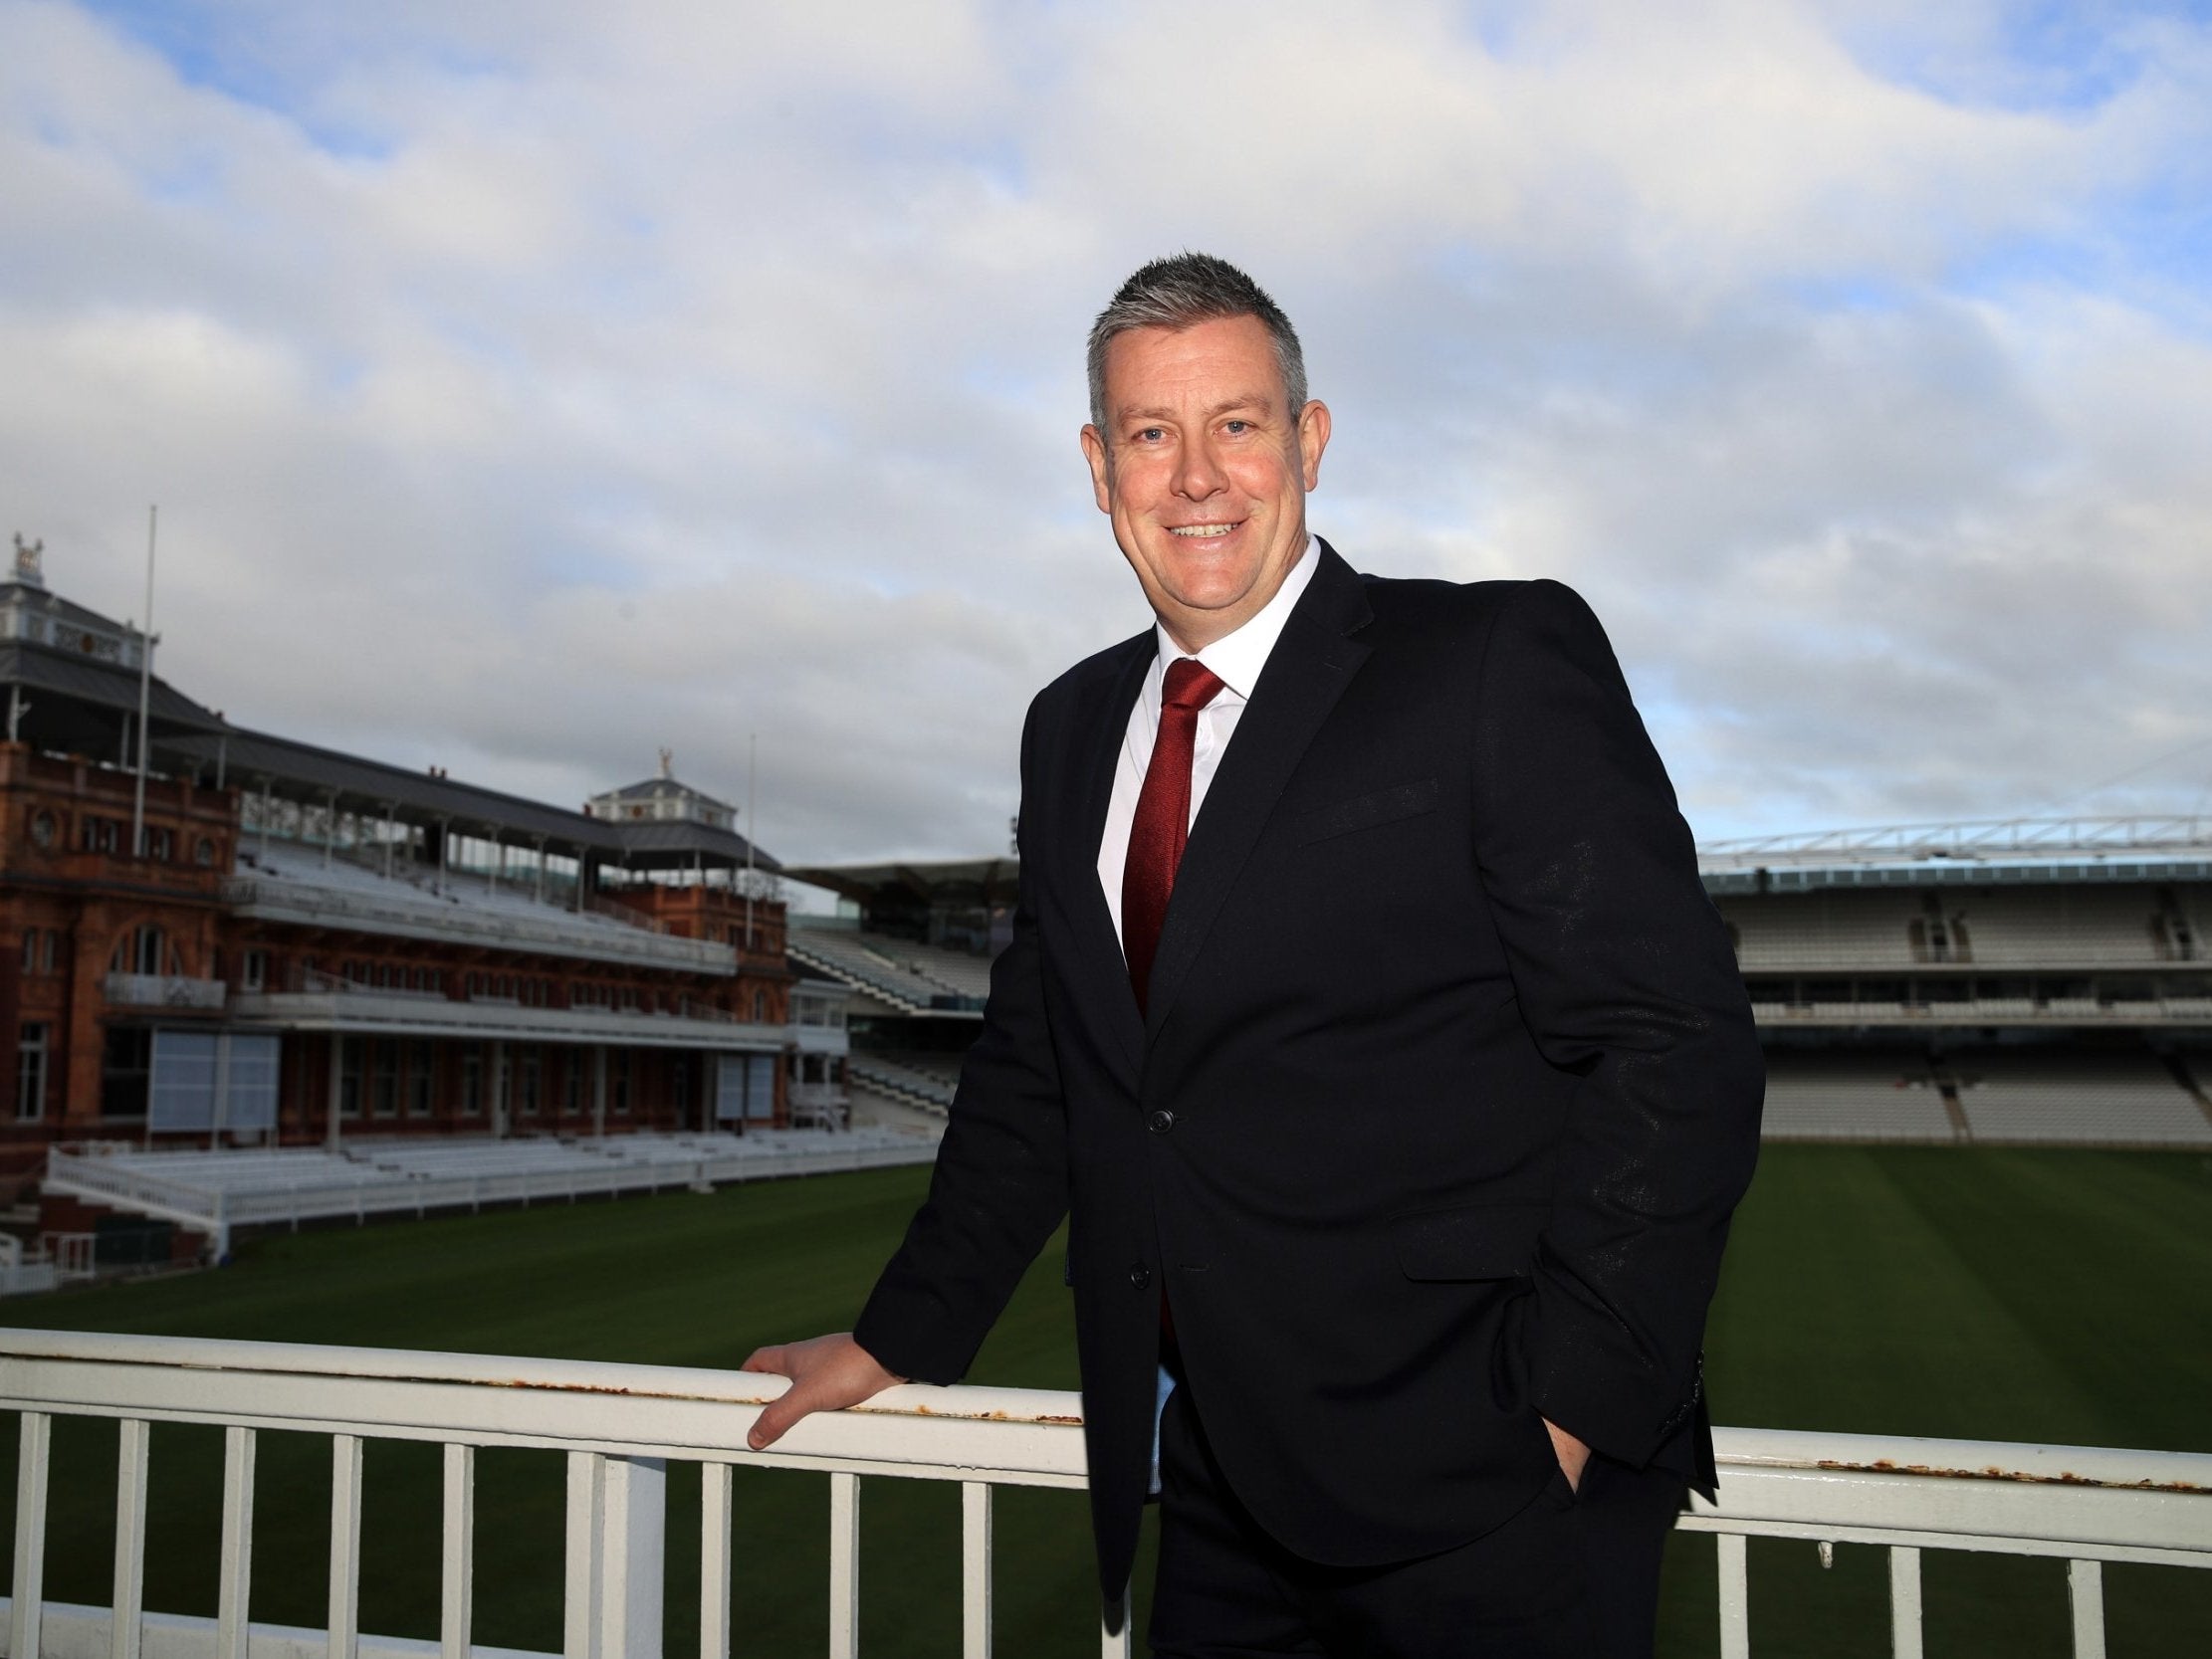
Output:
top-left (1080, 312), bottom-right (1331, 653)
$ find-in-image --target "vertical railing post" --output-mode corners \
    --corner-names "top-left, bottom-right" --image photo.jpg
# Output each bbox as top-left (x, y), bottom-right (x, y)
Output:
top-left (217, 1426), bottom-right (257, 1659)
top-left (564, 1451), bottom-right (665, 1659)
top-left (2068, 1559), bottom-right (2106, 1659)
top-left (600, 1456), bottom-right (666, 1659)
top-left (700, 1463), bottom-right (733, 1659)
top-left (11, 1412), bottom-right (52, 1659)
top-left (112, 1418), bottom-right (151, 1659)
top-left (828, 1472), bottom-right (860, 1659)
top-left (442, 1444), bottom-right (475, 1659)
top-left (1716, 1532), bottom-right (1750, 1659)
top-left (566, 1453), bottom-right (603, 1659)
top-left (1886, 1546), bottom-right (1922, 1659)
top-left (1099, 1583), bottom-right (1132, 1659)
top-left (329, 1433), bottom-right (363, 1659)
top-left (961, 1481), bottom-right (993, 1659)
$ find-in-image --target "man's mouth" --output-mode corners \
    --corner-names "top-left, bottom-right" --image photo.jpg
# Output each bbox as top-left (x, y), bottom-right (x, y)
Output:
top-left (1169, 523), bottom-right (1238, 538)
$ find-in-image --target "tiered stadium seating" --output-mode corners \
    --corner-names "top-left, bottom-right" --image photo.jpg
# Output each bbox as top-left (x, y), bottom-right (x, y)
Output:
top-left (1759, 1051), bottom-right (1957, 1142)
top-left (1953, 889), bottom-right (2165, 967)
top-left (894, 942), bottom-right (995, 1000)
top-left (788, 926), bottom-right (987, 1009)
top-left (849, 1057), bottom-right (957, 1111)
top-left (1946, 1052), bottom-right (2212, 1145)
top-left (239, 843), bottom-right (710, 963)
top-left (1725, 894), bottom-right (1927, 970)
top-left (45, 1131), bottom-right (939, 1236)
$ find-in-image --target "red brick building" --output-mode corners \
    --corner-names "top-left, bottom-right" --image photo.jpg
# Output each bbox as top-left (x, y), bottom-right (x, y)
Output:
top-left (1, 538), bottom-right (845, 1191)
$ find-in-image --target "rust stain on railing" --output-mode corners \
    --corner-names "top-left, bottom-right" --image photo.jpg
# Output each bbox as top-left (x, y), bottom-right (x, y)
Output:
top-left (905, 1400), bottom-right (1085, 1425)
top-left (1811, 1457), bottom-right (2206, 1494)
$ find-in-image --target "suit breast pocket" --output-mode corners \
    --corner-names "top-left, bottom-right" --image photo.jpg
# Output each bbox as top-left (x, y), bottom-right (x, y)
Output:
top-left (1290, 777), bottom-right (1440, 847)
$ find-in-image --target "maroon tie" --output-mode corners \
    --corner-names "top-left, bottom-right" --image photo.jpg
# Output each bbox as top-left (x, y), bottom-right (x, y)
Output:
top-left (1123, 658), bottom-right (1226, 1015)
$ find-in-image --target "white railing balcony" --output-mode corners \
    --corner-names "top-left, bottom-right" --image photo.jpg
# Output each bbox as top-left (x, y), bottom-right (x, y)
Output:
top-left (102, 974), bottom-right (226, 1012)
top-left (0, 1331), bottom-right (2206, 1659)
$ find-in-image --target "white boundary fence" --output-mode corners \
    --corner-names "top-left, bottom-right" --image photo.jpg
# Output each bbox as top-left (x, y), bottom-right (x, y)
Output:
top-left (0, 1331), bottom-right (2206, 1659)
top-left (40, 1139), bottom-right (938, 1258)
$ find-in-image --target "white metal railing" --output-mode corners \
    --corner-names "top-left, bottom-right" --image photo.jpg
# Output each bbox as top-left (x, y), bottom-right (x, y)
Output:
top-left (40, 1139), bottom-right (939, 1254)
top-left (101, 975), bottom-right (227, 1012)
top-left (0, 1332), bottom-right (2206, 1659)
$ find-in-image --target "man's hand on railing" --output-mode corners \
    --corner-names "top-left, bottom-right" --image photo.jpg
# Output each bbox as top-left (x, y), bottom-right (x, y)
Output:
top-left (740, 1332), bottom-right (905, 1450)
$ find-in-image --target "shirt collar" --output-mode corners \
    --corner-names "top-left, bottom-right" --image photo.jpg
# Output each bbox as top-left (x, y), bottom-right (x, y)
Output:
top-left (1154, 535), bottom-right (1319, 701)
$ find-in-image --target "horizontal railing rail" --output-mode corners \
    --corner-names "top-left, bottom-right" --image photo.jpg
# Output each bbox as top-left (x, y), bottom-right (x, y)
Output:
top-left (1, 1332), bottom-right (2207, 1659)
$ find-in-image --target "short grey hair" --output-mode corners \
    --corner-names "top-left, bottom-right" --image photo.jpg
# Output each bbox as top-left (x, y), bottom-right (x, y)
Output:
top-left (1086, 252), bottom-right (1307, 432)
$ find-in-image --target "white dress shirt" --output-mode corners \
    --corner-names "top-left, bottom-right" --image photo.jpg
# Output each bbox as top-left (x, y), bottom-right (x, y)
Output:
top-left (1096, 537), bottom-right (1320, 949)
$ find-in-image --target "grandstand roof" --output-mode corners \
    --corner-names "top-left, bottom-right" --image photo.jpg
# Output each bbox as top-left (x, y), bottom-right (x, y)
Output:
top-left (607, 816), bottom-right (779, 871)
top-left (0, 640), bottom-right (227, 736)
top-left (155, 726), bottom-right (776, 870)
top-left (782, 857), bottom-right (1018, 906)
top-left (598, 774), bottom-right (737, 811)
top-left (1696, 817), bottom-right (2212, 894)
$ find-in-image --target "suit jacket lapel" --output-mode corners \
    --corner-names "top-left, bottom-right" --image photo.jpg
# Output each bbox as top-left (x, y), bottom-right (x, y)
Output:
top-left (1057, 632), bottom-right (1152, 1083)
top-left (1143, 542), bottom-right (1374, 1043)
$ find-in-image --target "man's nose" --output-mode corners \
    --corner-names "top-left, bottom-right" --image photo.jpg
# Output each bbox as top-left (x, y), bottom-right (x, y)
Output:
top-left (1173, 435), bottom-right (1226, 500)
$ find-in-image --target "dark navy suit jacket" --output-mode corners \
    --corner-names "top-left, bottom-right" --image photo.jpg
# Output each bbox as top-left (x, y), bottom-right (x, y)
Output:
top-left (855, 541), bottom-right (1765, 1599)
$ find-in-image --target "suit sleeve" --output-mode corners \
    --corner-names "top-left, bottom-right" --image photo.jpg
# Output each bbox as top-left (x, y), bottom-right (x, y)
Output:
top-left (1468, 579), bottom-right (1764, 1468)
top-left (852, 700), bottom-right (1072, 1385)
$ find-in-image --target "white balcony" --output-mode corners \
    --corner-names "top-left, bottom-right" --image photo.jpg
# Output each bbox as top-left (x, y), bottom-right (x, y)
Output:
top-left (102, 975), bottom-right (226, 1012)
top-left (0, 1331), bottom-right (2205, 1659)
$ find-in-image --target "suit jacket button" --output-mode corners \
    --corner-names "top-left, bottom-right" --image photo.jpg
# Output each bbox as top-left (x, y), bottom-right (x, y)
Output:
top-left (1128, 1263), bottom-right (1152, 1291)
top-left (1146, 1110), bottom-right (1176, 1135)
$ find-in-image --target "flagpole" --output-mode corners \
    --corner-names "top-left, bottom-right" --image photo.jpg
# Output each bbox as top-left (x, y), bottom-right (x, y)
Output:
top-left (744, 732), bottom-right (757, 949)
top-left (131, 505), bottom-right (156, 858)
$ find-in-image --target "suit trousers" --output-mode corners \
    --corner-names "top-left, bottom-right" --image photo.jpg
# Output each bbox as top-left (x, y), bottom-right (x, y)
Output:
top-left (1148, 1380), bottom-right (1684, 1659)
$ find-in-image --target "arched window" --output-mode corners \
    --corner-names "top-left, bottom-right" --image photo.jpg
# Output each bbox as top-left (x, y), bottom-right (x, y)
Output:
top-left (110, 926), bottom-right (164, 976)
top-left (21, 930), bottom-right (38, 974)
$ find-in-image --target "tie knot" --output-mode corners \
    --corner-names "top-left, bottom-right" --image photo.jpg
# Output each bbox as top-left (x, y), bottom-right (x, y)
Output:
top-left (1162, 658), bottom-right (1225, 713)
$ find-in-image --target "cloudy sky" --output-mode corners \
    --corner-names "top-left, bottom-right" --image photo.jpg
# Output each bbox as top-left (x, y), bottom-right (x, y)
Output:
top-left (4, 0), bottom-right (2209, 883)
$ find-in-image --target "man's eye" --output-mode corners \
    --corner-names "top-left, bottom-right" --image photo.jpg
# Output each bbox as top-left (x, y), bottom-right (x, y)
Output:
top-left (1135, 427), bottom-right (1166, 442)
top-left (1223, 420), bottom-right (1250, 435)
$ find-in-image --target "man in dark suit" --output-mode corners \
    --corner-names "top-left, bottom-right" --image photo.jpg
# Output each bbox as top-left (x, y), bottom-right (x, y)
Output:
top-left (745, 254), bottom-right (1764, 1657)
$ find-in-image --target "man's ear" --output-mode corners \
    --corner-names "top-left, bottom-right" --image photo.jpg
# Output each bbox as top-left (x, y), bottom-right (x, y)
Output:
top-left (1080, 424), bottom-right (1113, 514)
top-left (1296, 400), bottom-right (1332, 492)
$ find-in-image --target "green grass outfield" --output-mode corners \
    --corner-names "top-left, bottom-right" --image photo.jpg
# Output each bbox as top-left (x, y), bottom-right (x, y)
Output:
top-left (3, 1145), bottom-right (2208, 1655)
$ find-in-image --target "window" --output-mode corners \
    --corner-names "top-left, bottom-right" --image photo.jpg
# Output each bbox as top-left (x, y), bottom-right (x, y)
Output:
top-left (195, 837), bottom-right (216, 867)
top-left (241, 949), bottom-right (267, 992)
top-left (16, 1023), bottom-right (48, 1122)
top-left (408, 1042), bottom-right (434, 1118)
top-left (519, 1049), bottom-right (542, 1119)
top-left (370, 1041), bottom-right (398, 1119)
top-left (101, 1028), bottom-right (151, 1119)
top-left (611, 1051), bottom-right (631, 1117)
top-left (110, 926), bottom-right (165, 977)
top-left (460, 1050), bottom-right (483, 1118)
top-left (753, 989), bottom-right (768, 1022)
top-left (39, 931), bottom-right (55, 974)
top-left (145, 826), bottom-right (173, 861)
top-left (20, 930), bottom-right (37, 974)
top-left (564, 1056), bottom-right (581, 1117)
top-left (81, 817), bottom-right (120, 854)
top-left (338, 1037), bottom-right (362, 1120)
